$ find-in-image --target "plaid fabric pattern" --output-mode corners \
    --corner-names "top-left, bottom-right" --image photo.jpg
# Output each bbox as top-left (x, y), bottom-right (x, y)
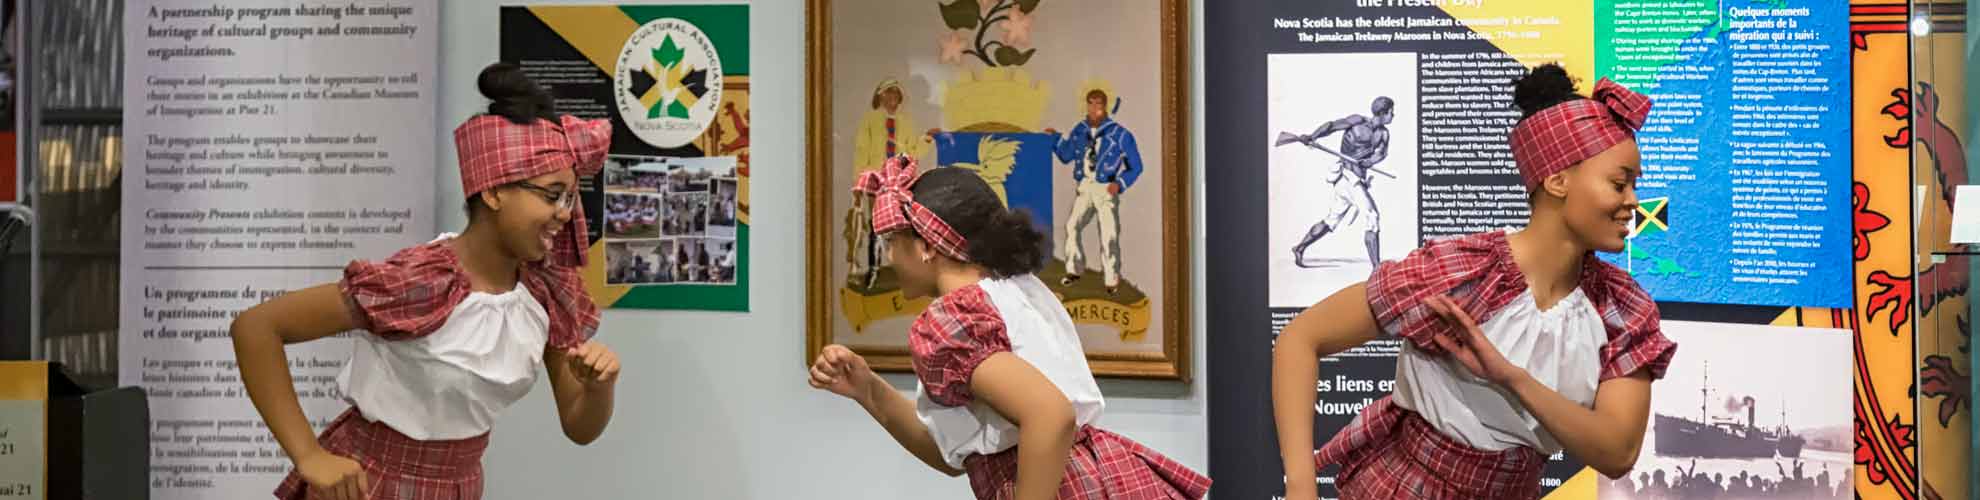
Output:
top-left (453, 114), bottom-right (611, 268)
top-left (1365, 232), bottom-right (1528, 355)
top-left (341, 237), bottom-right (596, 350)
top-left (964, 426), bottom-right (1211, 500)
top-left (852, 155), bottom-right (971, 263)
top-left (1318, 398), bottom-right (1546, 499)
top-left (273, 407), bottom-right (490, 500)
top-left (1363, 231), bottom-right (1675, 380)
top-left (1507, 78), bottom-right (1652, 190)
top-left (909, 284), bottom-right (1009, 406)
top-left (1580, 256), bottom-right (1679, 381)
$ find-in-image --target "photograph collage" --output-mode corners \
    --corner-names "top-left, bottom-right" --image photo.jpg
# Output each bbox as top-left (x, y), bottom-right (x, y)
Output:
top-left (603, 154), bottom-right (741, 286)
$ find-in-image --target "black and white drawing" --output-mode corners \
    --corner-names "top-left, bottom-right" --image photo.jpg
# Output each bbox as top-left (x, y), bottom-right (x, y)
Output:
top-left (1266, 52), bottom-right (1419, 307)
top-left (1277, 95), bottom-right (1395, 269)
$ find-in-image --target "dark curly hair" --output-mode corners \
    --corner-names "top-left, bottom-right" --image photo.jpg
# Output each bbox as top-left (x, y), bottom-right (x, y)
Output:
top-left (1512, 63), bottom-right (1584, 120)
top-left (477, 61), bottom-right (556, 124)
top-left (908, 168), bottom-right (1047, 278)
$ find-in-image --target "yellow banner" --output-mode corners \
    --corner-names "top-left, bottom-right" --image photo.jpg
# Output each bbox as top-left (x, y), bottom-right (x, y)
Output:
top-left (841, 287), bottom-right (930, 332)
top-left (0, 362), bottom-right (46, 400)
top-left (1061, 297), bottom-right (1152, 342)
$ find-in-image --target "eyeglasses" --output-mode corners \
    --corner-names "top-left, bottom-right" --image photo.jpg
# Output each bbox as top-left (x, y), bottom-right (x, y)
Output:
top-left (511, 182), bottom-right (578, 212)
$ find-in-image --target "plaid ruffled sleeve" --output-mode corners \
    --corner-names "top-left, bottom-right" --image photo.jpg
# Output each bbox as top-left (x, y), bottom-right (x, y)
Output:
top-left (1364, 232), bottom-right (1525, 354)
top-left (907, 285), bottom-right (1011, 407)
top-left (520, 262), bottom-right (601, 351)
top-left (1586, 262), bottom-right (1678, 381)
top-left (338, 240), bottom-right (470, 341)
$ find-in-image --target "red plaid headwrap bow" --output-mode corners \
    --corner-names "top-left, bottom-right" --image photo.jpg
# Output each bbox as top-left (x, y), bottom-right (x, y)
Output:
top-left (454, 114), bottom-right (611, 267)
top-left (1508, 78), bottom-right (1653, 190)
top-left (852, 155), bottom-right (970, 262)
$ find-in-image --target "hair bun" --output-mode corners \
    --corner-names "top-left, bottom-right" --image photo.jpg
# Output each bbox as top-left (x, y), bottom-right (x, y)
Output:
top-left (1512, 63), bottom-right (1582, 118)
top-left (477, 62), bottom-right (555, 124)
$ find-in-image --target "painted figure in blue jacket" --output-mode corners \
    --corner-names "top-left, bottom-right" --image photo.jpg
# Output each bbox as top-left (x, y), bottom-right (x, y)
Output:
top-left (1047, 83), bottom-right (1141, 295)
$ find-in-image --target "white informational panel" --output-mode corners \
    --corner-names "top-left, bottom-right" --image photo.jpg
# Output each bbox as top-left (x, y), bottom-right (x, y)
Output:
top-left (120, 2), bottom-right (436, 497)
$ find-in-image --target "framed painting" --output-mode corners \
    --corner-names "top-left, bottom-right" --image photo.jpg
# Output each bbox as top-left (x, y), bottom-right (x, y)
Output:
top-left (805, 0), bottom-right (1191, 379)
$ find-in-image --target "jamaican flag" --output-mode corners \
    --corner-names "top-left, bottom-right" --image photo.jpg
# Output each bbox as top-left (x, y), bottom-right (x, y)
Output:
top-left (1631, 197), bottom-right (1669, 238)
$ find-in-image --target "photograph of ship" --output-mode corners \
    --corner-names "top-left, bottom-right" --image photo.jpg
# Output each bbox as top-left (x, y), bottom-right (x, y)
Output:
top-left (1652, 367), bottom-right (1806, 460)
top-left (1601, 321), bottom-right (1852, 500)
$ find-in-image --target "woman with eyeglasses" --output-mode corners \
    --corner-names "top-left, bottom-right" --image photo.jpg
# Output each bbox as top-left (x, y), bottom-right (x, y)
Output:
top-left (229, 62), bottom-right (622, 500)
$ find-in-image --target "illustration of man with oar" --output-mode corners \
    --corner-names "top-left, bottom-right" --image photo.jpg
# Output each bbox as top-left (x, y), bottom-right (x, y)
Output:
top-left (1275, 96), bottom-right (1395, 268)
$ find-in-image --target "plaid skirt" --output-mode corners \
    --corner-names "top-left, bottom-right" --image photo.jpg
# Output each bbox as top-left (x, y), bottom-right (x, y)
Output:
top-left (273, 407), bottom-right (490, 500)
top-left (963, 426), bottom-right (1212, 500)
top-left (1316, 397), bottom-right (1545, 499)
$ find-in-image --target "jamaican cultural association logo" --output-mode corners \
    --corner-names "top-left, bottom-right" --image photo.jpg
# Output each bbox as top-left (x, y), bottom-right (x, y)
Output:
top-left (615, 18), bottom-right (723, 149)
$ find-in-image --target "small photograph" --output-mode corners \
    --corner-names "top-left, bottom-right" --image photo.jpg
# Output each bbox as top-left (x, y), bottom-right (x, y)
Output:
top-left (703, 238), bottom-right (738, 284)
top-left (607, 241), bottom-right (657, 285)
top-left (650, 239), bottom-right (678, 284)
top-left (708, 178), bottom-right (739, 238)
top-left (604, 156), bottom-right (669, 194)
top-left (673, 237), bottom-right (709, 283)
top-left (664, 192), bottom-right (711, 237)
top-left (1600, 321), bottom-right (1853, 500)
top-left (605, 193), bottom-right (662, 239)
top-left (670, 166), bottom-right (714, 194)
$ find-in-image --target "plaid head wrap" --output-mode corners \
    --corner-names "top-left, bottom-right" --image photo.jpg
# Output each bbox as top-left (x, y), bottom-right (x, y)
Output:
top-left (1508, 78), bottom-right (1653, 191)
top-left (454, 114), bottom-right (611, 267)
top-left (852, 155), bottom-right (970, 262)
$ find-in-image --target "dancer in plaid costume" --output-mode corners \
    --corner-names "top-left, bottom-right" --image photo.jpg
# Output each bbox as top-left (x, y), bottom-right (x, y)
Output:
top-left (1271, 64), bottom-right (1677, 500)
top-left (811, 156), bottom-right (1210, 500)
top-left (233, 63), bottom-right (624, 500)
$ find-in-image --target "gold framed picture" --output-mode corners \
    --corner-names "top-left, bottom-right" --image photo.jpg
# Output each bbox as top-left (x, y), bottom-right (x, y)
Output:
top-left (806, 0), bottom-right (1191, 379)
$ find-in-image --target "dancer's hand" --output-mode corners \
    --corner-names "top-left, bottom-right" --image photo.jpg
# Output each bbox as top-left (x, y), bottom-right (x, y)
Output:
top-left (296, 448), bottom-right (367, 500)
top-left (1423, 296), bottom-right (1527, 386)
top-left (1108, 182), bottom-right (1122, 196)
top-left (565, 340), bottom-right (621, 390)
top-left (810, 344), bottom-right (879, 404)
